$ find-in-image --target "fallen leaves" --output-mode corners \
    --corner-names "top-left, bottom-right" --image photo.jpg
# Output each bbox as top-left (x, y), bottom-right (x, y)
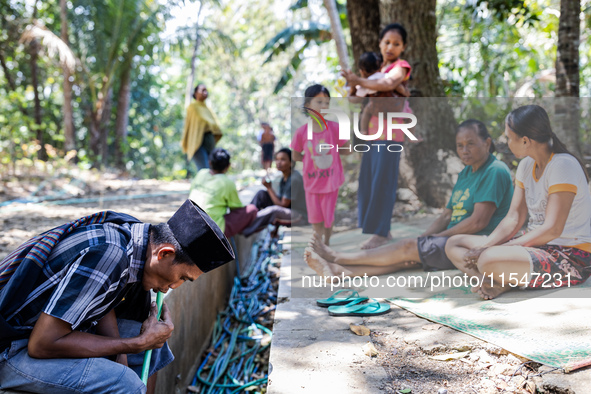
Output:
top-left (362, 342), bottom-right (379, 357)
top-left (349, 323), bottom-right (370, 336)
top-left (524, 380), bottom-right (536, 393)
top-left (429, 351), bottom-right (471, 361)
top-left (421, 323), bottom-right (443, 331)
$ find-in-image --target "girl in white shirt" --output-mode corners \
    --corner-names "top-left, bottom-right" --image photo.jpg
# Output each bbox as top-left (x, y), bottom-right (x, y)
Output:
top-left (445, 104), bottom-right (591, 299)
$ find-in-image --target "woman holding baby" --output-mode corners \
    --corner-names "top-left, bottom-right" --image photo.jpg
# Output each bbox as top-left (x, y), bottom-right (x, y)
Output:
top-left (342, 23), bottom-right (414, 250)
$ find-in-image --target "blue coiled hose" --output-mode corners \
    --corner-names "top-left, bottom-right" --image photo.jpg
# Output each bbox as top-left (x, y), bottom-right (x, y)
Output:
top-left (190, 229), bottom-right (281, 393)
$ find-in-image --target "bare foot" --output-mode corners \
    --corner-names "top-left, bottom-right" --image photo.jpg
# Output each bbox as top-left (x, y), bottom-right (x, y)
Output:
top-left (309, 233), bottom-right (337, 263)
top-left (471, 277), bottom-right (510, 300)
top-left (304, 248), bottom-right (334, 277)
top-left (360, 233), bottom-right (392, 250)
top-left (471, 275), bottom-right (485, 294)
top-left (477, 283), bottom-right (510, 300)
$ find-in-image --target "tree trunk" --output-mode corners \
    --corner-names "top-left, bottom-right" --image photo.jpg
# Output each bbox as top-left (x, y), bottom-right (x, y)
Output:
top-left (0, 48), bottom-right (16, 91)
top-left (184, 1), bottom-right (204, 108)
top-left (323, 0), bottom-right (350, 71)
top-left (345, 0), bottom-right (380, 68)
top-left (90, 88), bottom-right (112, 168)
top-left (30, 37), bottom-right (47, 161)
top-left (100, 88), bottom-right (113, 168)
top-left (555, 0), bottom-right (581, 157)
top-left (89, 110), bottom-right (101, 167)
top-left (115, 65), bottom-right (132, 170)
top-left (379, 0), bottom-right (458, 207)
top-left (30, 0), bottom-right (47, 161)
top-left (60, 0), bottom-right (76, 153)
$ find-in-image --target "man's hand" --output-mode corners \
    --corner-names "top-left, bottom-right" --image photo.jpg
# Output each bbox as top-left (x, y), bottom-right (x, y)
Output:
top-left (262, 178), bottom-right (272, 189)
top-left (139, 302), bottom-right (174, 350)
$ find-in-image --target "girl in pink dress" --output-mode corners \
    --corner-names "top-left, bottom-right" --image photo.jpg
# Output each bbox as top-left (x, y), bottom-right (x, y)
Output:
top-left (291, 84), bottom-right (349, 245)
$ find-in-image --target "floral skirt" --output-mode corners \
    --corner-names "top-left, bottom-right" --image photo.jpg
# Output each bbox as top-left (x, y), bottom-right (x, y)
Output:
top-left (525, 245), bottom-right (591, 288)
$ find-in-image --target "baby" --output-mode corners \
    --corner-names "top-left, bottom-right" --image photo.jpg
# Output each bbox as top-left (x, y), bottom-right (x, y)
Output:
top-left (352, 52), bottom-right (410, 135)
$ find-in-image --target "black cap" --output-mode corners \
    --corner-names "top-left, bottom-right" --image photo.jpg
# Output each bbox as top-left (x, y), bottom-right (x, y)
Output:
top-left (167, 199), bottom-right (235, 272)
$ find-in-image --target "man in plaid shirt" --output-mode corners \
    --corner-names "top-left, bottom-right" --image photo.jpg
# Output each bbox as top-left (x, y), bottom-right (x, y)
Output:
top-left (0, 200), bottom-right (234, 394)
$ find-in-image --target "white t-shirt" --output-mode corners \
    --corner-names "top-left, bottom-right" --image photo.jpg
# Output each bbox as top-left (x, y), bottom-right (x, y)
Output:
top-left (515, 153), bottom-right (591, 251)
top-left (356, 72), bottom-right (385, 97)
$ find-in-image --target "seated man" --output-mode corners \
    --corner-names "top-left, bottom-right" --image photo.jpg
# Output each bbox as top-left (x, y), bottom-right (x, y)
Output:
top-left (0, 199), bottom-right (234, 394)
top-left (305, 119), bottom-right (513, 278)
top-left (249, 147), bottom-right (307, 228)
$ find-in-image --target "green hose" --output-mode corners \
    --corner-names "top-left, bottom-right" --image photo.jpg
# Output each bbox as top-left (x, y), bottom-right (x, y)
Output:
top-left (141, 291), bottom-right (164, 385)
top-left (192, 233), bottom-right (281, 393)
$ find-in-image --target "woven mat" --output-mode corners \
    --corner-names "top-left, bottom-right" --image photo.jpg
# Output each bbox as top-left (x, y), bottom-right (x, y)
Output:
top-left (388, 271), bottom-right (591, 372)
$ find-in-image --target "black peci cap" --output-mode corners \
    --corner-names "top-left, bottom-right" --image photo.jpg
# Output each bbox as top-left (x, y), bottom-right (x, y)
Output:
top-left (167, 199), bottom-right (235, 272)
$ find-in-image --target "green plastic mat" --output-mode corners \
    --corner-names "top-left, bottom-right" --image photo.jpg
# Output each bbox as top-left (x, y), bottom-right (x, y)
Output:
top-left (389, 282), bottom-right (591, 372)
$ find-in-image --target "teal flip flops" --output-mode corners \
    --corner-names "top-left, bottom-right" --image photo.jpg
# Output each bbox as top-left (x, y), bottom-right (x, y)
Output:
top-left (327, 298), bottom-right (391, 317)
top-left (316, 289), bottom-right (368, 307)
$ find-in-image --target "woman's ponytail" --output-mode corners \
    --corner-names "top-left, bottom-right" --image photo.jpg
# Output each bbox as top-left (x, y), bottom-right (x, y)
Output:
top-left (506, 105), bottom-right (589, 182)
top-left (550, 131), bottom-right (589, 182)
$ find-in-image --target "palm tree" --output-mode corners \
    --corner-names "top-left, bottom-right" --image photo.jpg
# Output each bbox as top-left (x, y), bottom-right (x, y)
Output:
top-left (60, 0), bottom-right (76, 153)
top-left (180, 0), bottom-right (236, 108)
top-left (261, 20), bottom-right (332, 93)
top-left (67, 0), bottom-right (162, 167)
top-left (261, 0), bottom-right (344, 93)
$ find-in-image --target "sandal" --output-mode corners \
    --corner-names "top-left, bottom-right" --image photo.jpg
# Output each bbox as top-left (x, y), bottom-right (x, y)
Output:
top-left (316, 289), bottom-right (368, 307)
top-left (327, 298), bottom-right (391, 317)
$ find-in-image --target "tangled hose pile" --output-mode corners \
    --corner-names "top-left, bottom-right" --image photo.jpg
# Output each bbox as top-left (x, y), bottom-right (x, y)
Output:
top-left (189, 231), bottom-right (282, 394)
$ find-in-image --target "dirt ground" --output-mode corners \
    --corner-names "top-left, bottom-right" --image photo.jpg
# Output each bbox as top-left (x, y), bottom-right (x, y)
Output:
top-left (0, 174), bottom-right (191, 260)
top-left (372, 323), bottom-right (545, 394)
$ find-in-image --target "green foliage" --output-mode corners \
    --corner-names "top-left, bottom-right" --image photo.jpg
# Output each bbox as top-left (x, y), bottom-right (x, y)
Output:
top-left (437, 0), bottom-right (556, 97)
top-left (0, 0), bottom-right (65, 165)
top-left (261, 21), bottom-right (332, 92)
top-left (2, 0), bottom-right (591, 182)
top-left (261, 0), bottom-right (346, 93)
top-left (290, 0), bottom-right (309, 11)
top-left (468, 0), bottom-right (540, 25)
top-left (262, 22), bottom-right (331, 64)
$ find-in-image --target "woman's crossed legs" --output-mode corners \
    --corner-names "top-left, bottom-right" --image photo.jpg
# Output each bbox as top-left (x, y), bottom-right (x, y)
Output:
top-left (445, 235), bottom-right (531, 299)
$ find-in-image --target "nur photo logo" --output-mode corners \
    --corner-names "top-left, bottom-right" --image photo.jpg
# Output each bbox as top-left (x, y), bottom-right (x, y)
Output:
top-left (303, 107), bottom-right (418, 152)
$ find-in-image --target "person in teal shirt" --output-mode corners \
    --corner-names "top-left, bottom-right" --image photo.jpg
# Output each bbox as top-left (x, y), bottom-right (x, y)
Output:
top-left (446, 152), bottom-right (513, 235)
top-left (304, 119), bottom-right (514, 277)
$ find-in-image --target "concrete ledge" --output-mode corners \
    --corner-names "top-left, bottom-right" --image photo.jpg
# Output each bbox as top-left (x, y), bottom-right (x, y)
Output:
top-left (157, 232), bottom-right (260, 393)
top-left (267, 233), bottom-right (390, 394)
top-left (156, 257), bottom-right (237, 393)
